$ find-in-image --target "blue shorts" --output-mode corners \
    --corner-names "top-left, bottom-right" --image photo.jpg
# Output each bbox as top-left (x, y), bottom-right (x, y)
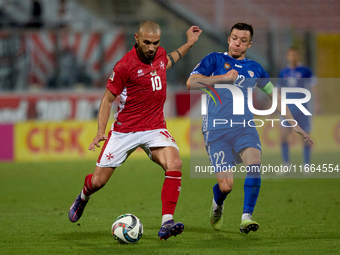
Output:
top-left (204, 127), bottom-right (262, 171)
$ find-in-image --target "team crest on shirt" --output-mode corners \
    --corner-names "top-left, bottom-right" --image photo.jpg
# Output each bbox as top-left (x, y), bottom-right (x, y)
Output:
top-left (224, 62), bottom-right (231, 70)
top-left (109, 71), bottom-right (115, 81)
top-left (150, 70), bottom-right (157, 76)
top-left (248, 70), bottom-right (254, 77)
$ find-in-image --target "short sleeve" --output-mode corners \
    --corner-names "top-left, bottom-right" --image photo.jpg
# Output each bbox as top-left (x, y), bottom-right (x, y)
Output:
top-left (256, 65), bottom-right (270, 89)
top-left (277, 70), bottom-right (284, 88)
top-left (190, 53), bottom-right (218, 77)
top-left (162, 48), bottom-right (169, 66)
top-left (278, 70), bottom-right (285, 79)
top-left (305, 68), bottom-right (313, 78)
top-left (106, 61), bottom-right (129, 95)
top-left (306, 68), bottom-right (318, 86)
top-left (310, 75), bottom-right (317, 86)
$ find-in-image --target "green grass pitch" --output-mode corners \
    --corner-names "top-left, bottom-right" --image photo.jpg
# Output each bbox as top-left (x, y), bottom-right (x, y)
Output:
top-left (1, 154), bottom-right (340, 255)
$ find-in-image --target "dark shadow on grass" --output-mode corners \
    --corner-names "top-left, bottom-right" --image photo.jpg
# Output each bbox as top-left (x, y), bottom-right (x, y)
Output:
top-left (184, 225), bottom-right (238, 235)
top-left (182, 225), bottom-right (261, 241)
top-left (56, 231), bottom-right (109, 241)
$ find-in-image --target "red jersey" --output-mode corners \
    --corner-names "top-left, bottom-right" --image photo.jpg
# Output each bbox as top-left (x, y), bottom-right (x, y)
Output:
top-left (106, 45), bottom-right (168, 133)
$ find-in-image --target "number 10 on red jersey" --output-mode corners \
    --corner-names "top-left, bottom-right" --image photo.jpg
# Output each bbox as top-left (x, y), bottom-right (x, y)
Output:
top-left (151, 76), bottom-right (162, 91)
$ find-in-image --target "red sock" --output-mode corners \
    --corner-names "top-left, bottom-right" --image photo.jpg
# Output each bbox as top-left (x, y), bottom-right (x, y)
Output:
top-left (161, 171), bottom-right (182, 215)
top-left (82, 174), bottom-right (97, 196)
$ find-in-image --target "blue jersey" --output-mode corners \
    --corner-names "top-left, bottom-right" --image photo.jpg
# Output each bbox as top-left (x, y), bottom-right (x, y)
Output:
top-left (190, 52), bottom-right (270, 132)
top-left (278, 65), bottom-right (316, 113)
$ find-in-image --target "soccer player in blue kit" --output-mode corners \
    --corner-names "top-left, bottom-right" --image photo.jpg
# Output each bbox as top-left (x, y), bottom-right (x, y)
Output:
top-left (278, 47), bottom-right (320, 168)
top-left (186, 23), bottom-right (314, 233)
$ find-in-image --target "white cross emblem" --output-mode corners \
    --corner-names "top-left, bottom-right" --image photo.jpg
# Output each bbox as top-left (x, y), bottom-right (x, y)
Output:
top-left (160, 61), bottom-right (165, 70)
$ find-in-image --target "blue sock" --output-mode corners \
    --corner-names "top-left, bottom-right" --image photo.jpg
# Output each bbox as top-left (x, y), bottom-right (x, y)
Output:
top-left (213, 183), bottom-right (228, 206)
top-left (243, 164), bottom-right (261, 215)
top-left (281, 142), bottom-right (289, 163)
top-left (303, 145), bottom-right (310, 165)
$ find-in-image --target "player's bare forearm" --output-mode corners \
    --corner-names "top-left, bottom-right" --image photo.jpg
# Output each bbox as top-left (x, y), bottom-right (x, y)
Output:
top-left (269, 91), bottom-right (314, 145)
top-left (166, 26), bottom-right (202, 70)
top-left (166, 43), bottom-right (191, 70)
top-left (186, 71), bottom-right (238, 90)
top-left (97, 89), bottom-right (116, 135)
top-left (272, 91), bottom-right (296, 126)
top-left (89, 89), bottom-right (117, 151)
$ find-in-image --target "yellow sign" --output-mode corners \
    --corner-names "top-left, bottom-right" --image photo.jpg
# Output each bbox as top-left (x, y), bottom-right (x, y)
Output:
top-left (15, 121), bottom-right (101, 162)
top-left (14, 119), bottom-right (192, 162)
top-left (14, 116), bottom-right (340, 162)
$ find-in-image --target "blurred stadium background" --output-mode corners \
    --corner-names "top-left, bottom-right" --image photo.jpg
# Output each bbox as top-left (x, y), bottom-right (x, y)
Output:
top-left (0, 0), bottom-right (339, 165)
top-left (1, 1), bottom-right (340, 254)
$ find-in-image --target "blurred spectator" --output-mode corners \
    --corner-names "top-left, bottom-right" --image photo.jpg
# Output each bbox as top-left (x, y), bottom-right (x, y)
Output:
top-left (48, 48), bottom-right (77, 89)
top-left (26, 0), bottom-right (43, 29)
top-left (48, 49), bottom-right (92, 89)
top-left (0, 2), bottom-right (4, 28)
top-left (56, 0), bottom-right (69, 29)
top-left (0, 0), bottom-right (20, 28)
top-left (75, 64), bottom-right (92, 88)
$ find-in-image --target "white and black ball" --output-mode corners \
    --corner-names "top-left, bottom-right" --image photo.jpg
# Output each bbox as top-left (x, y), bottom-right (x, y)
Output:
top-left (111, 214), bottom-right (143, 244)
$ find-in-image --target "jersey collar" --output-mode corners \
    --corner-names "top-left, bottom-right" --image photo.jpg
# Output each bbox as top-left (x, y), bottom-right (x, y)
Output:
top-left (224, 52), bottom-right (247, 61)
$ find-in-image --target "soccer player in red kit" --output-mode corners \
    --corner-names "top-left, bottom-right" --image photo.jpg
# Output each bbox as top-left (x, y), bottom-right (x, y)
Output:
top-left (69, 21), bottom-right (202, 240)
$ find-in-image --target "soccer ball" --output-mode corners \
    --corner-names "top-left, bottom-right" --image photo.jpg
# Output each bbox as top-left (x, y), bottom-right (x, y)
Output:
top-left (111, 214), bottom-right (143, 244)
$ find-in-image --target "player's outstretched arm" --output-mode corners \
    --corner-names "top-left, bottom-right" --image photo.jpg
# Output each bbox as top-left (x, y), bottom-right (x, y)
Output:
top-left (292, 125), bottom-right (313, 145)
top-left (267, 90), bottom-right (314, 145)
top-left (166, 26), bottom-right (202, 70)
top-left (89, 89), bottom-right (117, 151)
top-left (186, 70), bottom-right (238, 90)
